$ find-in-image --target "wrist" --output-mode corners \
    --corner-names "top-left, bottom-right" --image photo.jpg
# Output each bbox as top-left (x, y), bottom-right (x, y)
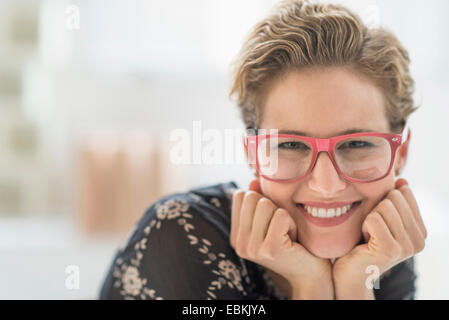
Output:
top-left (333, 276), bottom-right (375, 300)
top-left (289, 274), bottom-right (335, 300)
top-left (333, 263), bottom-right (378, 300)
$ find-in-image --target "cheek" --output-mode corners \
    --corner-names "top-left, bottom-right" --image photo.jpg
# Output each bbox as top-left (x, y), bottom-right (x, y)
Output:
top-left (259, 179), bottom-right (297, 207)
top-left (357, 174), bottom-right (396, 212)
top-left (259, 172), bottom-right (398, 218)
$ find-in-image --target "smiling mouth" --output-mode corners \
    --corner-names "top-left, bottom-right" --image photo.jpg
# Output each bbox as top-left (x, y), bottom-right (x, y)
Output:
top-left (296, 201), bottom-right (362, 219)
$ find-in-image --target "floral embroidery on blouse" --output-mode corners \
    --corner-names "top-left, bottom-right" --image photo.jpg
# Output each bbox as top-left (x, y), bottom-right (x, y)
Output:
top-left (104, 191), bottom-right (254, 300)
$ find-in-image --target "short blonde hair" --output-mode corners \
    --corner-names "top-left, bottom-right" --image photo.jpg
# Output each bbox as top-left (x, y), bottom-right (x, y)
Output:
top-left (228, 0), bottom-right (418, 133)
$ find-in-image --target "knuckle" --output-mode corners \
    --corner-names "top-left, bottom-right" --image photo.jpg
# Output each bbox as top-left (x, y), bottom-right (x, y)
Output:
top-left (257, 197), bottom-right (276, 211)
top-left (365, 211), bottom-right (380, 225)
top-left (379, 198), bottom-right (394, 211)
top-left (244, 190), bottom-right (262, 202)
top-left (373, 202), bottom-right (392, 218)
top-left (416, 238), bottom-right (426, 252)
top-left (388, 189), bottom-right (401, 200)
top-left (271, 210), bottom-right (284, 225)
top-left (233, 189), bottom-right (245, 198)
top-left (273, 208), bottom-right (288, 219)
top-left (232, 191), bottom-right (245, 206)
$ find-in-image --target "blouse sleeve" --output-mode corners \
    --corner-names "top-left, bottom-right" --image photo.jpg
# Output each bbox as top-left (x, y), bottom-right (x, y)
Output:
top-left (374, 256), bottom-right (417, 300)
top-left (98, 190), bottom-right (258, 300)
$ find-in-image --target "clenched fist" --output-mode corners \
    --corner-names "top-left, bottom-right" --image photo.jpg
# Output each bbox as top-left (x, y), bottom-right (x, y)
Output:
top-left (230, 179), bottom-right (334, 299)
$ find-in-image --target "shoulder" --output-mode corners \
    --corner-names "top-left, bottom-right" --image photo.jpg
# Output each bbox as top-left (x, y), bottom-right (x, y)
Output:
top-left (184, 180), bottom-right (239, 218)
top-left (123, 180), bottom-right (239, 246)
top-left (100, 181), bottom-right (264, 300)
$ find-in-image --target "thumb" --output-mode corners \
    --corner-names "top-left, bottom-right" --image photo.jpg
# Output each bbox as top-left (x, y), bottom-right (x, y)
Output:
top-left (267, 208), bottom-right (298, 244)
top-left (248, 179), bottom-right (262, 194)
top-left (362, 221), bottom-right (371, 243)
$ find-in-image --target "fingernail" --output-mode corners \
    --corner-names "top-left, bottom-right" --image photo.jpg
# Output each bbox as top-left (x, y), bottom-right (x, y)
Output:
top-left (396, 178), bottom-right (408, 189)
top-left (248, 179), bottom-right (260, 191)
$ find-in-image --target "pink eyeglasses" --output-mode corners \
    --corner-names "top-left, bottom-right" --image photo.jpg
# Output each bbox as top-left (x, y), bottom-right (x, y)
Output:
top-left (245, 122), bottom-right (410, 184)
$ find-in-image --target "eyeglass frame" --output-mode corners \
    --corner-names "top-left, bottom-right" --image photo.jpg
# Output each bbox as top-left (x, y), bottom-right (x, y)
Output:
top-left (244, 121), bottom-right (411, 184)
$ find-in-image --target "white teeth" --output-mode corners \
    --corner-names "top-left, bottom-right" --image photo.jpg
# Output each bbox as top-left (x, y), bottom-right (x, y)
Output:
top-left (336, 207), bottom-right (341, 217)
top-left (304, 203), bottom-right (355, 218)
top-left (318, 208), bottom-right (327, 218)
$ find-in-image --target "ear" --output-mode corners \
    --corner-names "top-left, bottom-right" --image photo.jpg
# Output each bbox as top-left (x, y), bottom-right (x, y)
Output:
top-left (394, 129), bottom-right (411, 176)
top-left (242, 134), bottom-right (259, 178)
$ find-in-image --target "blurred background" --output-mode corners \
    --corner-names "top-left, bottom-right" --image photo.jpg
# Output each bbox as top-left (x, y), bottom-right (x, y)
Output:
top-left (0, 0), bottom-right (448, 299)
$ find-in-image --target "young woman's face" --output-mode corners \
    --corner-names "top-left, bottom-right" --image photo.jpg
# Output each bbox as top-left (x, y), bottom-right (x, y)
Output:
top-left (250, 66), bottom-right (407, 259)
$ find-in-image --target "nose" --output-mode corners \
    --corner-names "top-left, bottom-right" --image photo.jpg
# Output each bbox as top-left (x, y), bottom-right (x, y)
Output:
top-left (306, 151), bottom-right (347, 195)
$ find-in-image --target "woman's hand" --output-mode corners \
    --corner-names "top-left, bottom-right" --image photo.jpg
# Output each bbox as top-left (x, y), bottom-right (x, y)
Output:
top-left (332, 178), bottom-right (427, 299)
top-left (230, 179), bottom-right (334, 299)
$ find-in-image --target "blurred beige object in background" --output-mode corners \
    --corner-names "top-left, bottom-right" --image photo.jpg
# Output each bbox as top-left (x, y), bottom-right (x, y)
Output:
top-left (75, 129), bottom-right (187, 236)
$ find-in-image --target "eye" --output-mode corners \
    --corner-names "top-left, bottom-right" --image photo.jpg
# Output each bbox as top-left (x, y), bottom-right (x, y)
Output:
top-left (278, 141), bottom-right (309, 150)
top-left (340, 140), bottom-right (374, 149)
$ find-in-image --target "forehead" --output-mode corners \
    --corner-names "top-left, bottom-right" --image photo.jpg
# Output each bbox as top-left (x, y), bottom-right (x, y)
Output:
top-left (260, 67), bottom-right (389, 137)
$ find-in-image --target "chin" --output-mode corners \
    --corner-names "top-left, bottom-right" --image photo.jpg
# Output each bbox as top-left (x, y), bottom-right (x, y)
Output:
top-left (303, 237), bottom-right (357, 259)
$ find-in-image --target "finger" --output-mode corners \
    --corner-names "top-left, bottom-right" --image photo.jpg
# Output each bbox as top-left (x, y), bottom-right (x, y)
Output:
top-left (248, 198), bottom-right (278, 251)
top-left (230, 190), bottom-right (245, 248)
top-left (265, 208), bottom-right (297, 250)
top-left (388, 189), bottom-right (426, 252)
top-left (362, 211), bottom-right (397, 254)
top-left (230, 179), bottom-right (262, 249)
top-left (376, 197), bottom-right (414, 256)
top-left (375, 198), bottom-right (406, 241)
top-left (395, 178), bottom-right (408, 189)
top-left (237, 191), bottom-right (263, 245)
top-left (397, 183), bottom-right (427, 240)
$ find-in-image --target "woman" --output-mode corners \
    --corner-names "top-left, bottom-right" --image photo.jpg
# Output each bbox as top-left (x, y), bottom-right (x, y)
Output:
top-left (99, 0), bottom-right (427, 300)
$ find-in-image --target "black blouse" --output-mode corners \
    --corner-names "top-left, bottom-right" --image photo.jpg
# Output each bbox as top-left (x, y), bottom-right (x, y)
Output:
top-left (99, 181), bottom-right (417, 300)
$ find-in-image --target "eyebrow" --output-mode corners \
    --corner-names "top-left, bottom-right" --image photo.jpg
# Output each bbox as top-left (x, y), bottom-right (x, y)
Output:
top-left (277, 128), bottom-right (376, 137)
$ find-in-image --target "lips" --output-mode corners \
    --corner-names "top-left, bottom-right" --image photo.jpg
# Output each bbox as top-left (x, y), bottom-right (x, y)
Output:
top-left (296, 201), bottom-right (362, 227)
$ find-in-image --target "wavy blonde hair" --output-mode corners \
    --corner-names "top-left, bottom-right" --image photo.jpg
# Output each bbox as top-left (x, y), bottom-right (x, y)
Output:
top-left (228, 0), bottom-right (418, 133)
